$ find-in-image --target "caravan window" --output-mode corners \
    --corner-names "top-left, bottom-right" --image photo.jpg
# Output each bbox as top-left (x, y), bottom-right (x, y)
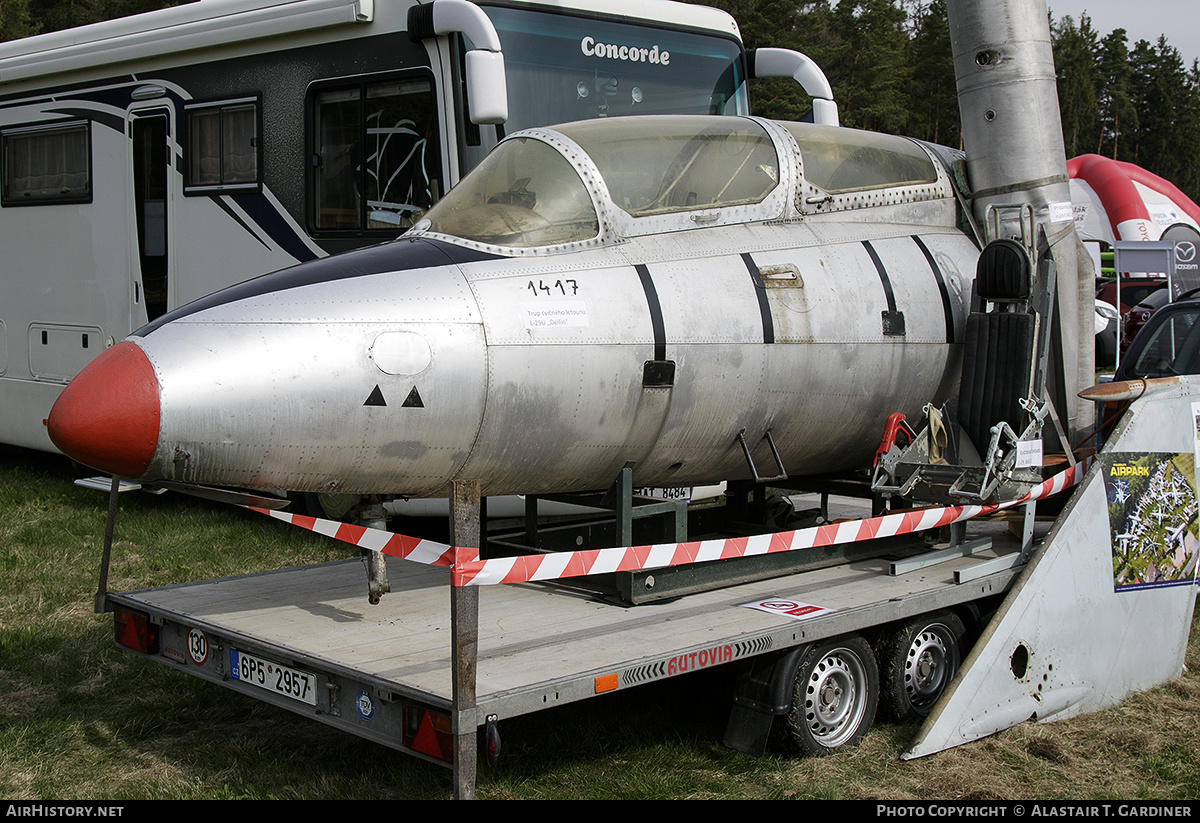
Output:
top-left (310, 73), bottom-right (442, 233)
top-left (185, 98), bottom-right (260, 193)
top-left (1, 121), bottom-right (91, 206)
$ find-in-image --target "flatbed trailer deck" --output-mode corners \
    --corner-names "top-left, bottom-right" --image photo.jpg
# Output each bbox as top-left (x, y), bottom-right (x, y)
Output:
top-left (104, 510), bottom-right (1026, 766)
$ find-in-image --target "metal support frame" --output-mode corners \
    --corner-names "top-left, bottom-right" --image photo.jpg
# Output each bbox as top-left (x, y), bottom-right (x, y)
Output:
top-left (516, 465), bottom-right (689, 551)
top-left (611, 465), bottom-right (689, 545)
top-left (95, 474), bottom-right (121, 614)
top-left (449, 479), bottom-right (480, 800)
top-left (1112, 241), bottom-right (1176, 372)
top-left (736, 428), bottom-right (788, 484)
top-left (888, 536), bottom-right (992, 576)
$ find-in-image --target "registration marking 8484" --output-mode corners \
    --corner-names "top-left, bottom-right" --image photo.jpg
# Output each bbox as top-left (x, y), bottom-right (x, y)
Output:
top-left (230, 649), bottom-right (317, 706)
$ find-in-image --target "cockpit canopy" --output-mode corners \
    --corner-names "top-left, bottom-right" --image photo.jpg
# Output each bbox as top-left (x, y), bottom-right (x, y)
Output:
top-left (413, 115), bottom-right (942, 250)
top-left (563, 116), bottom-right (780, 219)
top-left (418, 135), bottom-right (601, 248)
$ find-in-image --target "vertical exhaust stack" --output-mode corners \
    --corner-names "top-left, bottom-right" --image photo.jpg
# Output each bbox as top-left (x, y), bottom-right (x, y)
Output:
top-left (947, 0), bottom-right (1094, 443)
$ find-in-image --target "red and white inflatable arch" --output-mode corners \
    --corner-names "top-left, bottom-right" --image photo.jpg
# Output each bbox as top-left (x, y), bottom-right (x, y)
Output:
top-left (1069, 154), bottom-right (1200, 243)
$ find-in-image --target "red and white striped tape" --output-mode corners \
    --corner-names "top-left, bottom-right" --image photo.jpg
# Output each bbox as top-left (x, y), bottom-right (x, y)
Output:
top-left (249, 510), bottom-right (471, 567)
top-left (249, 457), bottom-right (1093, 587)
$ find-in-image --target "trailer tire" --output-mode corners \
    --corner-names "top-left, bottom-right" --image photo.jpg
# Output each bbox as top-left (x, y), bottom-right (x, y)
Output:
top-left (876, 611), bottom-right (965, 721)
top-left (782, 634), bottom-right (879, 756)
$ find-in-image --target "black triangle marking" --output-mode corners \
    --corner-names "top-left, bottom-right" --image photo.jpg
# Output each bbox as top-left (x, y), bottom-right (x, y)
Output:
top-left (364, 385), bottom-right (386, 407)
top-left (402, 386), bottom-right (424, 408)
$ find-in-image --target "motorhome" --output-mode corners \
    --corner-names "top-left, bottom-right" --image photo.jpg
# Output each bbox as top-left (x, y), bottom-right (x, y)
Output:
top-left (0, 0), bottom-right (829, 452)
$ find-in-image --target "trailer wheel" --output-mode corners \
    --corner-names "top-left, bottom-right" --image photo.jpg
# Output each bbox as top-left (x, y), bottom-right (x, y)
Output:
top-left (877, 611), bottom-right (965, 721)
top-left (782, 635), bottom-right (879, 756)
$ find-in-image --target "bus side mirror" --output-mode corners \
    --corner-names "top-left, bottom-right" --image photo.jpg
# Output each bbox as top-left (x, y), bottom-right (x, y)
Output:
top-left (409, 0), bottom-right (510, 126)
top-left (749, 48), bottom-right (839, 127)
top-left (464, 49), bottom-right (508, 125)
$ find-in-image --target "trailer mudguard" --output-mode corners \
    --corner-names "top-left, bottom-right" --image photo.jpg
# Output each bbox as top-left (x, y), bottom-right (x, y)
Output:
top-left (722, 644), bottom-right (811, 756)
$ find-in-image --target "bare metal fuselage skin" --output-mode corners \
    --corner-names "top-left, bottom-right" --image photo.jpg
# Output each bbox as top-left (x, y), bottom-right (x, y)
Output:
top-left (50, 116), bottom-right (976, 498)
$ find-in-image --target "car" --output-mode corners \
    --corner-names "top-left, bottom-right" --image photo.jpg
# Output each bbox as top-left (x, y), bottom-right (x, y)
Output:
top-left (1113, 297), bottom-right (1200, 382)
top-left (1118, 285), bottom-right (1200, 356)
top-left (1096, 276), bottom-right (1168, 360)
top-left (1120, 286), bottom-right (1169, 355)
top-left (1092, 297), bottom-right (1200, 444)
top-left (1096, 276), bottom-right (1167, 315)
top-left (1095, 298), bottom-right (1119, 368)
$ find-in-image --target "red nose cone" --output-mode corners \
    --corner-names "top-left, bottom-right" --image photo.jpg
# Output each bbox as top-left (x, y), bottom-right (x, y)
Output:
top-left (47, 341), bottom-right (160, 478)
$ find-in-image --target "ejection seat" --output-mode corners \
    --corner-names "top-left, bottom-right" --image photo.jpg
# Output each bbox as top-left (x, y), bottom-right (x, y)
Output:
top-left (958, 238), bottom-right (1039, 464)
top-left (872, 236), bottom-right (1052, 510)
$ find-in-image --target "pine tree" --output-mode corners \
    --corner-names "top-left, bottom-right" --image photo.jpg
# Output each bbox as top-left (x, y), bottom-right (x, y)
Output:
top-left (1051, 13), bottom-right (1100, 160)
top-left (19, 0), bottom-right (189, 37)
top-left (822, 0), bottom-right (913, 133)
top-left (1095, 28), bottom-right (1136, 159)
top-left (905, 0), bottom-right (959, 147)
top-left (26, 0), bottom-right (108, 34)
top-left (1128, 38), bottom-right (1182, 178)
top-left (0, 0), bottom-right (42, 41)
top-left (704, 0), bottom-right (839, 122)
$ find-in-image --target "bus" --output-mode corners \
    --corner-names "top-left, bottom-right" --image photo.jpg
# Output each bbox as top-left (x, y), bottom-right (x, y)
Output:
top-left (0, 0), bottom-right (832, 452)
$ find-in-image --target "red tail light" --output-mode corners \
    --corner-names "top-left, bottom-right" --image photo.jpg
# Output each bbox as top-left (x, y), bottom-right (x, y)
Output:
top-left (114, 608), bottom-right (160, 654)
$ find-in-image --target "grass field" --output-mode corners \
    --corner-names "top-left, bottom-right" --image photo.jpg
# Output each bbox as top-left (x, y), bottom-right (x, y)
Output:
top-left (2, 444), bottom-right (1198, 800)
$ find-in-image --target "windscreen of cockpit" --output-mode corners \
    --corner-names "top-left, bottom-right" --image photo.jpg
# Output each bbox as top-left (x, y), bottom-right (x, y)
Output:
top-left (557, 117), bottom-right (779, 217)
top-left (420, 136), bottom-right (599, 247)
top-left (461, 5), bottom-right (748, 169)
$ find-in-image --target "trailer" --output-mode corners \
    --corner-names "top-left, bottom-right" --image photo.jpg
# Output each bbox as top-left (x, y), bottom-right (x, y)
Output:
top-left (0, 0), bottom-right (833, 454)
top-left (102, 479), bottom-right (1032, 796)
top-left (93, 381), bottom-right (1200, 801)
top-left (96, 371), bottom-right (1200, 799)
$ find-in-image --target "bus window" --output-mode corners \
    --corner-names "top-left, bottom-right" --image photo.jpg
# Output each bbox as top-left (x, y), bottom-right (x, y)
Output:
top-left (185, 98), bottom-right (260, 193)
top-left (1, 121), bottom-right (91, 206)
top-left (311, 73), bottom-right (441, 234)
top-left (461, 5), bottom-right (747, 169)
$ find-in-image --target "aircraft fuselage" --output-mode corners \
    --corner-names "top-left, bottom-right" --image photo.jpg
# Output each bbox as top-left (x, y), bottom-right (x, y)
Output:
top-left (49, 116), bottom-right (977, 497)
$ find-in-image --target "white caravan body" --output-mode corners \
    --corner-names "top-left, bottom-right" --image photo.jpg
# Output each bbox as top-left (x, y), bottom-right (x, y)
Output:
top-left (0, 0), bottom-right (765, 452)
